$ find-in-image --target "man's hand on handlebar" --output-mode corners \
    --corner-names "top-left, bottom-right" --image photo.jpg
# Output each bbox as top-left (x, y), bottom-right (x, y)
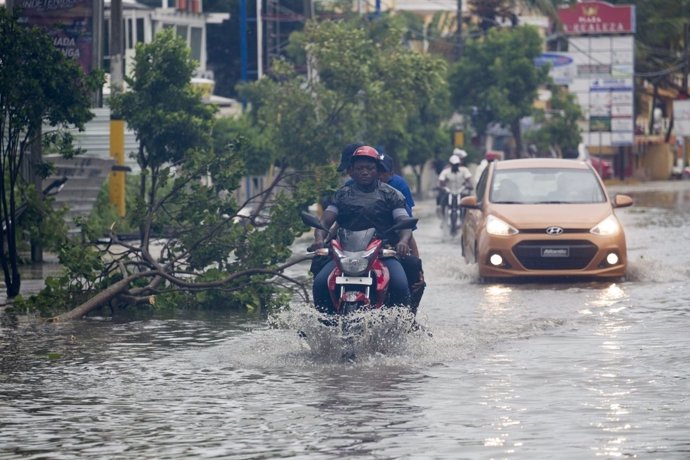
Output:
top-left (395, 241), bottom-right (411, 257)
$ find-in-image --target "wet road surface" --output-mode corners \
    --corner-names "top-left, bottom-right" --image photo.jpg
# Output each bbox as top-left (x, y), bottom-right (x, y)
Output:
top-left (1, 180), bottom-right (689, 459)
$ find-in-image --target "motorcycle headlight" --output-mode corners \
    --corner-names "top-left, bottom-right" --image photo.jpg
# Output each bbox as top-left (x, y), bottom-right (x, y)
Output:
top-left (486, 215), bottom-right (518, 236)
top-left (334, 247), bottom-right (376, 275)
top-left (590, 215), bottom-right (620, 236)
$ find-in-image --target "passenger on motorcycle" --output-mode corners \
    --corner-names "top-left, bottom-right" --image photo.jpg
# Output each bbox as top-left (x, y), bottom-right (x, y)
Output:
top-left (437, 150), bottom-right (473, 216)
top-left (311, 146), bottom-right (413, 314)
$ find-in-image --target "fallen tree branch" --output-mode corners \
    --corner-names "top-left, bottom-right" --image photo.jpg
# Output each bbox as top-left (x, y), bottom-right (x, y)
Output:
top-left (48, 254), bottom-right (315, 322)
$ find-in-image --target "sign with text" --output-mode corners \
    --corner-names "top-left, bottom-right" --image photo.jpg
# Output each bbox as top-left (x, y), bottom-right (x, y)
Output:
top-left (558, 1), bottom-right (635, 35)
top-left (534, 52), bottom-right (576, 85)
top-left (565, 33), bottom-right (635, 147)
top-left (16, 0), bottom-right (94, 74)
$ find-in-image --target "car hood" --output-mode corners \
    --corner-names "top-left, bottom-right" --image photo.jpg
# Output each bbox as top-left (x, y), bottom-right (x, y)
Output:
top-left (490, 202), bottom-right (614, 229)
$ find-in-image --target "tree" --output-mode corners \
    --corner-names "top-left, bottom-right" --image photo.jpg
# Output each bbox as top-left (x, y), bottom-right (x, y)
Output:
top-left (110, 29), bottom-right (218, 242)
top-left (448, 25), bottom-right (550, 158)
top-left (238, 15), bottom-right (449, 174)
top-left (17, 29), bottom-right (329, 321)
top-left (0, 8), bottom-right (100, 298)
top-left (524, 85), bottom-right (582, 156)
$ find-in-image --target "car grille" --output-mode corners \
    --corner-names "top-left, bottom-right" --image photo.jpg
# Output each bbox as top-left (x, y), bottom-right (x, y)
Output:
top-left (512, 240), bottom-right (597, 270)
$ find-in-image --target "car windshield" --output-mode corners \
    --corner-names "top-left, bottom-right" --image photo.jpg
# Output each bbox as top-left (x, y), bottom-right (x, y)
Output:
top-left (490, 168), bottom-right (606, 204)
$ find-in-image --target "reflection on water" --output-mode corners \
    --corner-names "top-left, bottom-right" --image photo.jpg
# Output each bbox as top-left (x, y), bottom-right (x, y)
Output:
top-left (1, 185), bottom-right (690, 458)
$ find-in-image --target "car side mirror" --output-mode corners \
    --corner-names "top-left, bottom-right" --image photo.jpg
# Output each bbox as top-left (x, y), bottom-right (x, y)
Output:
top-left (612, 194), bottom-right (633, 208)
top-left (460, 195), bottom-right (480, 209)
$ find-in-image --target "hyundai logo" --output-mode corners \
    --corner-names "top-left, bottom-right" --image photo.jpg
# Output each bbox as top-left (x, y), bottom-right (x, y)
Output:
top-left (546, 226), bottom-right (564, 235)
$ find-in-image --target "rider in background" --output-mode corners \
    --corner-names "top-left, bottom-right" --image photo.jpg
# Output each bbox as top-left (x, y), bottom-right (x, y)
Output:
top-left (473, 150), bottom-right (499, 188)
top-left (311, 146), bottom-right (412, 314)
top-left (437, 149), bottom-right (473, 216)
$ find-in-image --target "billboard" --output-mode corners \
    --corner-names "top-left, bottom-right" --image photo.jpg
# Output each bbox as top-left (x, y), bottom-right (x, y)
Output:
top-left (565, 33), bottom-right (635, 147)
top-left (16, 0), bottom-right (94, 74)
top-left (558, 1), bottom-right (635, 36)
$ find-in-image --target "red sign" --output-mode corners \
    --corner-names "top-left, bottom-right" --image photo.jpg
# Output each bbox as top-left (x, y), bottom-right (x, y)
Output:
top-left (558, 1), bottom-right (635, 35)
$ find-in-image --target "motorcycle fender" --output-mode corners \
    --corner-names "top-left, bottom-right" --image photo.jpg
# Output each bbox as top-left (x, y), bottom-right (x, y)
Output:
top-left (327, 267), bottom-right (342, 310)
top-left (372, 261), bottom-right (390, 308)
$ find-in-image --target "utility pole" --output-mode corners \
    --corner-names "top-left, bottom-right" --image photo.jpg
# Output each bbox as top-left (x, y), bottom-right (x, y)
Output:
top-left (256, 0), bottom-right (263, 79)
top-left (683, 23), bottom-right (690, 96)
top-left (456, 0), bottom-right (463, 59)
top-left (109, 0), bottom-right (126, 217)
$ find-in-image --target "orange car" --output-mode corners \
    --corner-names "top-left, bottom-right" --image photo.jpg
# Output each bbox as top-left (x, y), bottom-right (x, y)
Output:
top-left (460, 158), bottom-right (633, 280)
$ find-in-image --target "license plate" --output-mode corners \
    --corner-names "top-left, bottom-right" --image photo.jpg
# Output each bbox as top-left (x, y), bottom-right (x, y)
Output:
top-left (541, 247), bottom-right (569, 257)
top-left (335, 276), bottom-right (372, 285)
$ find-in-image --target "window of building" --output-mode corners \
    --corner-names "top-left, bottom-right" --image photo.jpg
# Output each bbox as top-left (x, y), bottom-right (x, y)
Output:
top-left (127, 18), bottom-right (133, 49)
top-left (136, 18), bottom-right (145, 43)
top-left (176, 25), bottom-right (188, 41)
top-left (190, 27), bottom-right (202, 62)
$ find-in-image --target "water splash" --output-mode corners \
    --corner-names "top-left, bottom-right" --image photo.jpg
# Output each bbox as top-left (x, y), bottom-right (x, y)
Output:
top-left (269, 304), bottom-right (428, 364)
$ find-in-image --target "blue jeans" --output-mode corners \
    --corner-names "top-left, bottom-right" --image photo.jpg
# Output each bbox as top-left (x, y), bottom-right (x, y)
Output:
top-left (312, 259), bottom-right (411, 313)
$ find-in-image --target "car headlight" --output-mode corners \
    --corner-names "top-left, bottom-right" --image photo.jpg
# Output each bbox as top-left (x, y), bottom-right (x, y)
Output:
top-left (590, 215), bottom-right (620, 235)
top-left (486, 215), bottom-right (518, 236)
top-left (334, 247), bottom-right (376, 275)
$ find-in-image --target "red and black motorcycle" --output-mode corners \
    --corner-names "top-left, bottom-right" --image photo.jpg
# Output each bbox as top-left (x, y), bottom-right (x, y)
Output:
top-left (301, 211), bottom-right (418, 316)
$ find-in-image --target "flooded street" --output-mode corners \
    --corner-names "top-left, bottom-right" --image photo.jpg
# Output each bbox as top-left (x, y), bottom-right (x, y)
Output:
top-left (2, 180), bottom-right (690, 459)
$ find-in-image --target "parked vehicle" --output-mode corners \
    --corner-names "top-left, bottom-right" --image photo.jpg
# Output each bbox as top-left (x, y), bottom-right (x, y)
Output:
top-left (460, 158), bottom-right (633, 280)
top-left (590, 156), bottom-right (613, 179)
top-left (301, 211), bottom-right (418, 314)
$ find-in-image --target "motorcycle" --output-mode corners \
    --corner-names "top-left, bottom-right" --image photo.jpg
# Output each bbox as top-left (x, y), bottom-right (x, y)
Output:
top-left (301, 211), bottom-right (418, 315)
top-left (441, 184), bottom-right (472, 237)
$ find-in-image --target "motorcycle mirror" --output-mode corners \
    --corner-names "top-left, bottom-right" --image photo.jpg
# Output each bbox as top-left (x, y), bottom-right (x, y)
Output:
top-left (300, 210), bottom-right (329, 231)
top-left (384, 217), bottom-right (418, 233)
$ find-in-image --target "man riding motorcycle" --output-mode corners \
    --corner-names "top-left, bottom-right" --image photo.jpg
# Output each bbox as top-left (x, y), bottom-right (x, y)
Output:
top-left (437, 150), bottom-right (473, 218)
top-left (311, 146), bottom-right (413, 314)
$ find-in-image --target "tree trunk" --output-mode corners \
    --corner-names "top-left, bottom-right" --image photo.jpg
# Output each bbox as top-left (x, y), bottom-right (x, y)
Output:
top-left (49, 273), bottom-right (148, 322)
top-left (412, 164), bottom-right (424, 199)
top-left (511, 119), bottom-right (523, 159)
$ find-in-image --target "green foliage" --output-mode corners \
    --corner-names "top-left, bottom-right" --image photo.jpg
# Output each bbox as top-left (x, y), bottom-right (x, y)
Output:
top-left (524, 86), bottom-right (582, 155)
top-left (110, 29), bottom-right (217, 173)
top-left (627, 0), bottom-right (690, 91)
top-left (449, 25), bottom-right (549, 154)
top-left (21, 28), bottom-right (335, 317)
top-left (239, 16), bottom-right (450, 169)
top-left (79, 173), bottom-right (141, 240)
top-left (0, 8), bottom-right (102, 298)
top-left (212, 115), bottom-right (272, 176)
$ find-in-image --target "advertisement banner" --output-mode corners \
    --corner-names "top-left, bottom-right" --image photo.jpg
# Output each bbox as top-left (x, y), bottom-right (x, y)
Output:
top-left (558, 1), bottom-right (635, 35)
top-left (16, 0), bottom-right (94, 74)
top-left (534, 52), bottom-right (576, 85)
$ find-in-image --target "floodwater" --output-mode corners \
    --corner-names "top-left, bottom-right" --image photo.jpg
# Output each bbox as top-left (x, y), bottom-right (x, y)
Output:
top-left (1, 180), bottom-right (690, 459)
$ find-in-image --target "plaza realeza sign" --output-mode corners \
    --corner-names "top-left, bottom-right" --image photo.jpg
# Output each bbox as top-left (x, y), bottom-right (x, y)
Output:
top-left (558, 1), bottom-right (635, 35)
